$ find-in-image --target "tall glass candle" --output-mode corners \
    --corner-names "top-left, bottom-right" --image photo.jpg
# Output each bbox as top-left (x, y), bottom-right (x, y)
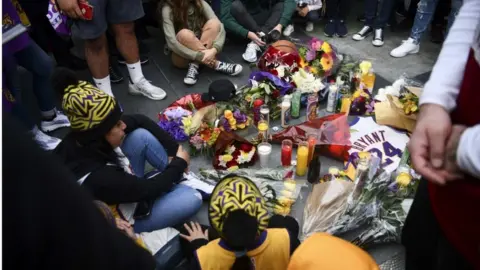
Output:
top-left (296, 141), bottom-right (309, 176)
top-left (307, 133), bottom-right (317, 163)
top-left (260, 105), bottom-right (270, 125)
top-left (281, 139), bottom-right (293, 166)
top-left (257, 142), bottom-right (272, 168)
top-left (257, 120), bottom-right (268, 142)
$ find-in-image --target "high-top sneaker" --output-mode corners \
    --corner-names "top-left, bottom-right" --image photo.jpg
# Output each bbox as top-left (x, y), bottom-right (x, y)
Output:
top-left (353, 25), bottom-right (373, 41)
top-left (184, 63), bottom-right (200, 85)
top-left (215, 62), bottom-right (243, 76)
top-left (372, 28), bottom-right (384, 47)
top-left (40, 109), bottom-right (71, 132)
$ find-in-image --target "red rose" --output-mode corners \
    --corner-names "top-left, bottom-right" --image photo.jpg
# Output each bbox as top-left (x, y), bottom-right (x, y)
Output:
top-left (226, 160), bottom-right (238, 168)
top-left (253, 99), bottom-right (264, 107)
top-left (270, 69), bottom-right (279, 76)
top-left (240, 143), bottom-right (253, 152)
top-left (272, 90), bottom-right (280, 99)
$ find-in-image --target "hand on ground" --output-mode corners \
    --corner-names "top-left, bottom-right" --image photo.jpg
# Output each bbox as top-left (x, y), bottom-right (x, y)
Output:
top-left (247, 32), bottom-right (266, 47)
top-left (180, 222), bottom-right (208, 242)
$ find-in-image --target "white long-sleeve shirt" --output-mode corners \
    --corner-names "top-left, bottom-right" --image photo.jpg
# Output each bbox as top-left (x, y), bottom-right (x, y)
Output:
top-left (419, 0), bottom-right (480, 178)
top-left (307, 0), bottom-right (322, 11)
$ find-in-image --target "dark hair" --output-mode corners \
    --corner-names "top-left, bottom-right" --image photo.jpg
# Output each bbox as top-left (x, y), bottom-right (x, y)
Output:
top-left (223, 210), bottom-right (258, 270)
top-left (164, 0), bottom-right (206, 30)
top-left (51, 67), bottom-right (80, 101)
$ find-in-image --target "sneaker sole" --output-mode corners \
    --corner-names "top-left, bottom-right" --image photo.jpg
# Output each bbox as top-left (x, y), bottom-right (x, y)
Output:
top-left (390, 48), bottom-right (420, 58)
top-left (352, 32), bottom-right (372, 41)
top-left (231, 65), bottom-right (243, 76)
top-left (242, 55), bottom-right (257, 63)
top-left (118, 58), bottom-right (150, 65)
top-left (128, 86), bottom-right (166, 100)
top-left (372, 40), bottom-right (384, 47)
top-left (324, 32), bottom-right (334, 37)
top-left (184, 79), bottom-right (197, 85)
top-left (41, 122), bottom-right (71, 132)
top-left (336, 33), bottom-right (347, 38)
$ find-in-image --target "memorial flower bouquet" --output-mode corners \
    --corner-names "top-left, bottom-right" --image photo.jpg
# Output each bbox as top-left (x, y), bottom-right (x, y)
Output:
top-left (257, 45), bottom-right (301, 83)
top-left (189, 123), bottom-right (221, 157)
top-left (218, 109), bottom-right (249, 132)
top-left (298, 38), bottom-right (337, 77)
top-left (213, 131), bottom-right (257, 171)
top-left (157, 107), bottom-right (191, 142)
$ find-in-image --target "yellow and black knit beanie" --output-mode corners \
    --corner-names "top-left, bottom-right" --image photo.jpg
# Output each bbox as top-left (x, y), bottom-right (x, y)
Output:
top-left (53, 68), bottom-right (123, 141)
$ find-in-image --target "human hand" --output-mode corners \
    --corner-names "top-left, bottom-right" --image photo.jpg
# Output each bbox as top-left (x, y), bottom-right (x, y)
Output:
top-left (201, 48), bottom-right (217, 66)
top-left (116, 218), bottom-right (137, 239)
top-left (408, 104), bottom-right (457, 184)
top-left (443, 125), bottom-right (467, 179)
top-left (298, 7), bottom-right (309, 17)
top-left (176, 145), bottom-right (190, 165)
top-left (57, 0), bottom-right (84, 19)
top-left (179, 222), bottom-right (209, 242)
top-left (247, 31), bottom-right (266, 47)
top-left (273, 24), bottom-right (283, 33)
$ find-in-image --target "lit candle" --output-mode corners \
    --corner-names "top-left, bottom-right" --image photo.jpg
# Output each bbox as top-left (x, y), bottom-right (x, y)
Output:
top-left (281, 139), bottom-right (293, 166)
top-left (307, 133), bottom-right (317, 163)
top-left (257, 120), bottom-right (268, 142)
top-left (296, 141), bottom-right (309, 176)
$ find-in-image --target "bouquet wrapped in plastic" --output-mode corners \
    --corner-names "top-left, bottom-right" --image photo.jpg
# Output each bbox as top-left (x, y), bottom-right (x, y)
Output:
top-left (257, 45), bottom-right (301, 84)
top-left (271, 113), bottom-right (351, 161)
top-left (298, 38), bottom-right (339, 78)
top-left (213, 131), bottom-right (257, 171)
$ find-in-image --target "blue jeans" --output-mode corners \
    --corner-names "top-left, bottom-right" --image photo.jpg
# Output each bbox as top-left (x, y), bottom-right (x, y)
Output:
top-left (410, 0), bottom-right (463, 44)
top-left (120, 128), bottom-right (202, 233)
top-left (364, 0), bottom-right (396, 28)
top-left (3, 41), bottom-right (55, 128)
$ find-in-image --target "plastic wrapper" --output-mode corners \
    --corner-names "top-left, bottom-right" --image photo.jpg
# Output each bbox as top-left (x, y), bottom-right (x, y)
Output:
top-left (167, 93), bottom-right (213, 112)
top-left (199, 168), bottom-right (302, 213)
top-left (257, 45), bottom-right (301, 82)
top-left (271, 113), bottom-right (351, 161)
top-left (302, 180), bottom-right (354, 241)
top-left (212, 131), bottom-right (257, 169)
top-left (249, 71), bottom-right (294, 96)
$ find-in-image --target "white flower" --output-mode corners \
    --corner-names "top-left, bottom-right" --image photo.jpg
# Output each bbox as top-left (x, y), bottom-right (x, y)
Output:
top-left (226, 145), bottom-right (236, 155)
top-left (276, 66), bottom-right (286, 78)
top-left (292, 69), bottom-right (325, 94)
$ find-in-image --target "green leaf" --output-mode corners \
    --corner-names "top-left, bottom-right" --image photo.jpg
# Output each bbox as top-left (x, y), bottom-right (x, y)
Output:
top-left (350, 128), bottom-right (359, 133)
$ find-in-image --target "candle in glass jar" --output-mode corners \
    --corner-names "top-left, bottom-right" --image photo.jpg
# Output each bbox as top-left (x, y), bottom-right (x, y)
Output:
top-left (307, 133), bottom-right (317, 163)
top-left (296, 142), bottom-right (309, 176)
top-left (260, 105), bottom-right (270, 126)
top-left (257, 120), bottom-right (268, 142)
top-left (281, 139), bottom-right (293, 166)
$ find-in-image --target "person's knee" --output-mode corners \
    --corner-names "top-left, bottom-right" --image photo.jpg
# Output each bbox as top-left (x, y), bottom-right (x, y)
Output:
top-left (175, 29), bottom-right (196, 45)
top-left (230, 0), bottom-right (245, 16)
top-left (306, 11), bottom-right (321, 22)
top-left (128, 128), bottom-right (153, 142)
top-left (112, 23), bottom-right (135, 37)
top-left (85, 35), bottom-right (107, 54)
top-left (178, 186), bottom-right (203, 210)
top-left (204, 18), bottom-right (221, 32)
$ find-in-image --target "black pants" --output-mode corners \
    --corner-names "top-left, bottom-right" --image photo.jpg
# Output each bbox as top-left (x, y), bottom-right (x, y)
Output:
top-left (402, 180), bottom-right (473, 270)
top-left (325, 0), bottom-right (349, 20)
top-left (230, 0), bottom-right (284, 34)
top-left (432, 0), bottom-right (451, 25)
top-left (364, 0), bottom-right (396, 28)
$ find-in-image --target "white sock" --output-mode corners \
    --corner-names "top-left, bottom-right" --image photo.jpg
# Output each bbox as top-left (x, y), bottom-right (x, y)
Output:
top-left (126, 61), bottom-right (144, 84)
top-left (93, 76), bottom-right (114, 97)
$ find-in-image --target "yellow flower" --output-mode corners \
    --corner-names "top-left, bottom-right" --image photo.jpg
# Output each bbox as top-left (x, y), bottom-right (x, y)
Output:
top-left (224, 110), bottom-right (233, 119)
top-left (227, 165), bottom-right (239, 172)
top-left (321, 42), bottom-right (332, 53)
top-left (220, 154), bottom-right (233, 162)
top-left (228, 118), bottom-right (237, 126)
top-left (359, 61), bottom-right (372, 75)
top-left (299, 57), bottom-right (307, 68)
top-left (396, 173), bottom-right (412, 187)
top-left (310, 67), bottom-right (318, 75)
top-left (320, 54), bottom-right (333, 71)
top-left (237, 123), bottom-right (246, 129)
top-left (353, 90), bottom-right (362, 98)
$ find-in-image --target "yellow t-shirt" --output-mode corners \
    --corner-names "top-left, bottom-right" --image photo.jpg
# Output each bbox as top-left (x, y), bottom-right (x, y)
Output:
top-left (196, 228), bottom-right (291, 270)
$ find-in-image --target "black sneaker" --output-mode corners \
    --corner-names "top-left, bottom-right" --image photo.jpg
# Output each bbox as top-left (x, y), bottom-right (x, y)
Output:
top-left (118, 54), bottom-right (149, 65)
top-left (430, 24), bottom-right (444, 44)
top-left (324, 19), bottom-right (336, 37)
top-left (336, 20), bottom-right (348, 37)
top-left (109, 64), bottom-right (124, 84)
top-left (184, 63), bottom-right (200, 85)
top-left (352, 25), bottom-right (373, 41)
top-left (372, 28), bottom-right (384, 47)
top-left (215, 62), bottom-right (243, 76)
top-left (357, 15), bottom-right (366, 22)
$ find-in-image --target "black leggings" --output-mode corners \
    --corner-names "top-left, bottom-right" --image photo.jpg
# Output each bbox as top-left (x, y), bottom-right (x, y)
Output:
top-left (402, 180), bottom-right (473, 270)
top-left (230, 0), bottom-right (284, 34)
top-left (325, 0), bottom-right (350, 20)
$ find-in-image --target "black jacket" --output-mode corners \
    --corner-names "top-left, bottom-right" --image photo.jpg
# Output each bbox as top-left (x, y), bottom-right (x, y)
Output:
top-left (4, 115), bottom-right (156, 270)
top-left (54, 114), bottom-right (187, 205)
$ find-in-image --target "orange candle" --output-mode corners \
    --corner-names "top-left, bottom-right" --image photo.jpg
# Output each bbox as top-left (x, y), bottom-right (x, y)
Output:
top-left (307, 133), bottom-right (317, 163)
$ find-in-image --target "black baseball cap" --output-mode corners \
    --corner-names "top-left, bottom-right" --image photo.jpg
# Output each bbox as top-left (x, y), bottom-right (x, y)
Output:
top-left (201, 79), bottom-right (236, 102)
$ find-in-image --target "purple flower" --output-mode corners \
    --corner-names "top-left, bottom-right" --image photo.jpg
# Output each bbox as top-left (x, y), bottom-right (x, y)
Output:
top-left (158, 118), bottom-right (188, 142)
top-left (305, 49), bottom-right (317, 62)
top-left (366, 100), bottom-right (375, 114)
top-left (233, 109), bottom-right (247, 123)
top-left (164, 107), bottom-right (190, 120)
top-left (219, 117), bottom-right (231, 132)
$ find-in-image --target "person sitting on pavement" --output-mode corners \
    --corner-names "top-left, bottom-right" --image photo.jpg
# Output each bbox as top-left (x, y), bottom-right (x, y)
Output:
top-left (352, 0), bottom-right (396, 47)
top-left (53, 68), bottom-right (203, 234)
top-left (287, 233), bottom-right (379, 270)
top-left (3, 0), bottom-right (70, 151)
top-left (219, 0), bottom-right (296, 63)
top-left (179, 175), bottom-right (300, 270)
top-left (283, 0), bottom-right (323, 36)
top-left (56, 0), bottom-right (166, 99)
top-left (390, 0), bottom-right (462, 58)
top-left (161, 0), bottom-right (243, 86)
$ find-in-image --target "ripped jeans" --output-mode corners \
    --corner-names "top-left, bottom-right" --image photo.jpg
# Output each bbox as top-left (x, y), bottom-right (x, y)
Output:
top-left (410, 0), bottom-right (463, 44)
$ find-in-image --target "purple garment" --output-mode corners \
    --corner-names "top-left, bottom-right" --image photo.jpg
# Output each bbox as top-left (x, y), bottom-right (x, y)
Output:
top-left (2, 71), bottom-right (15, 113)
top-left (2, 0), bottom-right (30, 54)
top-left (46, 0), bottom-right (71, 36)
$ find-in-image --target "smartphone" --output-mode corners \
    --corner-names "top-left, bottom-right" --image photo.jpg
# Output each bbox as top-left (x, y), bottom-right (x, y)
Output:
top-left (78, 1), bottom-right (94, 20)
top-left (133, 200), bottom-right (153, 220)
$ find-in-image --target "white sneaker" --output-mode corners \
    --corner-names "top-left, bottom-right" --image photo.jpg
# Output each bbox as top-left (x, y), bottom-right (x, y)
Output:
top-left (129, 77), bottom-right (167, 100)
top-left (242, 42), bottom-right (260, 63)
top-left (184, 63), bottom-right (200, 85)
top-left (215, 61), bottom-right (243, 76)
top-left (305, 22), bottom-right (314, 32)
top-left (40, 110), bottom-right (70, 132)
top-left (390, 38), bottom-right (420, 58)
top-left (283, 24), bottom-right (295, 36)
top-left (31, 126), bottom-right (61, 151)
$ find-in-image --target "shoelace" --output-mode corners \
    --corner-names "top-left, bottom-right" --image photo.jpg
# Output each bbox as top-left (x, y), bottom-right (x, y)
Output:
top-left (186, 65), bottom-right (199, 78)
top-left (218, 63), bottom-right (235, 74)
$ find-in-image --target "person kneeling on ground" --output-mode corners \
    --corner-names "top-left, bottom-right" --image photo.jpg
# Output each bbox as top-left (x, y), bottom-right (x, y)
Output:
top-left (284, 0), bottom-right (323, 36)
top-left (220, 0), bottom-right (296, 63)
top-left (161, 0), bottom-right (243, 86)
top-left (288, 233), bottom-right (379, 270)
top-left (179, 175), bottom-right (300, 270)
top-left (53, 68), bottom-right (203, 234)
